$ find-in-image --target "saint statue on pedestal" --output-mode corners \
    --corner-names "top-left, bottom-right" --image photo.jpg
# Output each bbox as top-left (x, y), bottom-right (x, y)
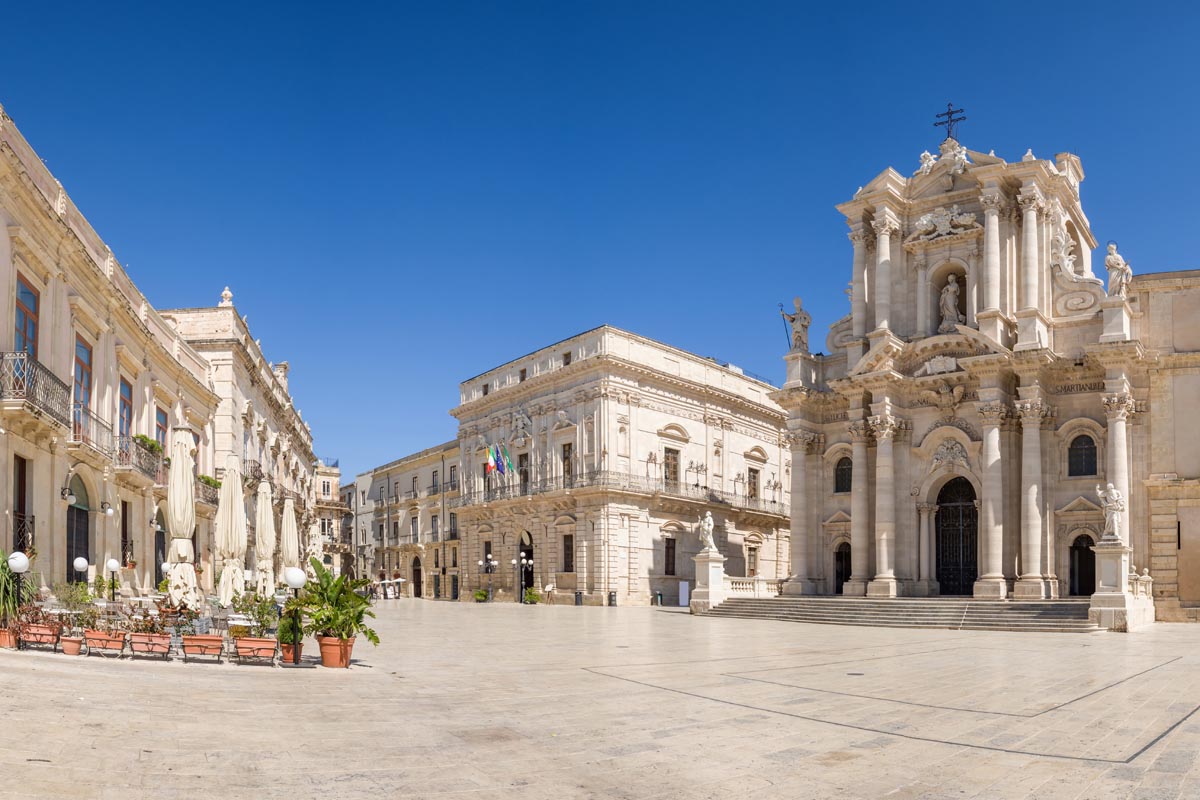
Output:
top-left (938, 275), bottom-right (963, 333)
top-left (1105, 243), bottom-right (1133, 298)
top-left (1097, 482), bottom-right (1126, 542)
top-left (780, 297), bottom-right (811, 352)
top-left (697, 511), bottom-right (717, 551)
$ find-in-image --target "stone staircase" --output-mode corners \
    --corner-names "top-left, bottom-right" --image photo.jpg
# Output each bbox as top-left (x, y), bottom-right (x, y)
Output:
top-left (705, 596), bottom-right (1101, 633)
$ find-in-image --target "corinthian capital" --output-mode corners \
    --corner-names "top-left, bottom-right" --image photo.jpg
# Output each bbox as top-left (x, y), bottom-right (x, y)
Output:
top-left (848, 229), bottom-right (869, 246)
top-left (786, 430), bottom-right (821, 453)
top-left (848, 421), bottom-right (873, 444)
top-left (1018, 191), bottom-right (1044, 213)
top-left (1102, 392), bottom-right (1135, 421)
top-left (1015, 399), bottom-right (1047, 423)
top-left (871, 218), bottom-right (900, 238)
top-left (976, 403), bottom-right (1009, 426)
top-left (979, 193), bottom-right (1005, 214)
top-left (868, 414), bottom-right (900, 440)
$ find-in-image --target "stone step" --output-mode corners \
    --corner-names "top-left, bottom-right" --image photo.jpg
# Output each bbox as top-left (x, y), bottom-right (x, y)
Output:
top-left (706, 611), bottom-right (1100, 633)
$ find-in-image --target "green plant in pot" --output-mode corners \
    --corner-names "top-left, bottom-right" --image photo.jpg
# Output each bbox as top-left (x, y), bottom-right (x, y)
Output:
top-left (230, 591), bottom-right (280, 660)
top-left (52, 581), bottom-right (92, 655)
top-left (0, 550), bottom-right (37, 649)
top-left (277, 596), bottom-right (305, 662)
top-left (523, 587), bottom-right (541, 605)
top-left (302, 558), bottom-right (378, 668)
top-left (473, 588), bottom-right (489, 603)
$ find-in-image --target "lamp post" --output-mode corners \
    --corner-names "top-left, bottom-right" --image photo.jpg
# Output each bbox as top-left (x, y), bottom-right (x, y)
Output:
top-left (73, 556), bottom-right (89, 586)
top-left (8, 552), bottom-right (29, 650)
top-left (477, 553), bottom-right (498, 601)
top-left (283, 566), bottom-right (307, 666)
top-left (512, 556), bottom-right (533, 603)
top-left (105, 558), bottom-right (120, 602)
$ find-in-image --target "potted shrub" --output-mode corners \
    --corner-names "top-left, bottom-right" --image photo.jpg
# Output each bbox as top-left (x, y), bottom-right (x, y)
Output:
top-left (473, 588), bottom-right (489, 603)
top-left (0, 550), bottom-right (36, 649)
top-left (302, 558), bottom-right (379, 668)
top-left (278, 597), bottom-right (305, 662)
top-left (230, 592), bottom-right (278, 661)
top-left (128, 612), bottom-right (171, 659)
top-left (178, 607), bottom-right (224, 662)
top-left (18, 605), bottom-right (61, 650)
top-left (53, 581), bottom-right (92, 655)
top-left (523, 587), bottom-right (542, 605)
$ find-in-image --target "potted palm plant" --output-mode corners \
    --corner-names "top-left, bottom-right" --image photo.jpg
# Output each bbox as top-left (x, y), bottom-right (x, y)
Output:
top-left (0, 550), bottom-right (35, 649)
top-left (230, 592), bottom-right (279, 661)
top-left (302, 558), bottom-right (379, 668)
top-left (277, 597), bottom-right (304, 662)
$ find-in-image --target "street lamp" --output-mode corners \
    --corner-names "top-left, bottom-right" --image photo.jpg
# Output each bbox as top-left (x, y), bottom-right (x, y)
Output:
top-left (513, 556), bottom-right (534, 603)
top-left (8, 552), bottom-right (29, 650)
top-left (283, 566), bottom-right (307, 666)
top-left (105, 558), bottom-right (120, 602)
top-left (478, 553), bottom-right (498, 601)
top-left (73, 557), bottom-right (89, 585)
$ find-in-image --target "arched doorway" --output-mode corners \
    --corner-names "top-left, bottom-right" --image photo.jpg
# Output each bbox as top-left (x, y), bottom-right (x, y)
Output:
top-left (1069, 534), bottom-right (1096, 596)
top-left (834, 542), bottom-right (851, 595)
top-left (66, 475), bottom-right (90, 583)
top-left (411, 557), bottom-right (422, 598)
top-left (519, 530), bottom-right (534, 600)
top-left (935, 477), bottom-right (978, 595)
top-left (154, 510), bottom-right (167, 587)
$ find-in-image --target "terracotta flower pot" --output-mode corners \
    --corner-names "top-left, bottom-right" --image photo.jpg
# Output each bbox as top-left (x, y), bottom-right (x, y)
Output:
top-left (181, 634), bottom-right (225, 661)
top-left (0, 628), bottom-right (17, 649)
top-left (233, 637), bottom-right (277, 660)
top-left (83, 629), bottom-right (127, 654)
top-left (22, 623), bottom-right (61, 646)
top-left (280, 642), bottom-right (303, 662)
top-left (60, 635), bottom-right (83, 656)
top-left (129, 633), bottom-right (171, 656)
top-left (317, 635), bottom-right (355, 668)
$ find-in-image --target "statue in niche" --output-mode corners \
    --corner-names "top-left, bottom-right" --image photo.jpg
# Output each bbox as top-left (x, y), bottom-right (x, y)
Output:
top-left (697, 511), bottom-right (717, 552)
top-left (938, 275), bottom-right (963, 333)
top-left (1105, 243), bottom-right (1133, 298)
top-left (780, 296), bottom-right (811, 352)
top-left (1097, 483), bottom-right (1126, 542)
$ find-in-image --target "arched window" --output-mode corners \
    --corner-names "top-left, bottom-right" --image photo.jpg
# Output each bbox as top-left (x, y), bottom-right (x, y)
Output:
top-left (834, 457), bottom-right (853, 493)
top-left (1068, 435), bottom-right (1097, 477)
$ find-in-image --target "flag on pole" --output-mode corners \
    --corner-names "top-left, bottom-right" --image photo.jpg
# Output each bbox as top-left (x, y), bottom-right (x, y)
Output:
top-left (495, 444), bottom-right (506, 476)
top-left (502, 444), bottom-right (515, 473)
top-left (486, 445), bottom-right (496, 473)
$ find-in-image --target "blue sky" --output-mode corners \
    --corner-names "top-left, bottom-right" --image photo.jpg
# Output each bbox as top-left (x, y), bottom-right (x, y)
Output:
top-left (2, 2), bottom-right (1197, 480)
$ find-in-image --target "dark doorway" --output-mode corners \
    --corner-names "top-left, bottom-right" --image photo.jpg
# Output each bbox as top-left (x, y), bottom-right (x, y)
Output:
top-left (834, 542), bottom-right (851, 595)
top-left (451, 574), bottom-right (459, 600)
top-left (1070, 534), bottom-right (1096, 596)
top-left (154, 513), bottom-right (167, 587)
top-left (65, 476), bottom-right (90, 583)
top-left (935, 477), bottom-right (978, 595)
top-left (411, 557), bottom-right (423, 597)
top-left (519, 530), bottom-right (534, 600)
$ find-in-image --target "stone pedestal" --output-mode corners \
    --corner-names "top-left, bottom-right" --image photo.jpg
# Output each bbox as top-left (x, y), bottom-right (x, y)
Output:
top-left (688, 549), bottom-right (727, 614)
top-left (866, 577), bottom-right (899, 598)
top-left (781, 577), bottom-right (816, 596)
top-left (1013, 308), bottom-right (1049, 351)
top-left (783, 351), bottom-right (821, 390)
top-left (1089, 539), bottom-right (1156, 631)
top-left (1099, 297), bottom-right (1132, 343)
top-left (976, 309), bottom-right (1006, 348)
top-left (973, 577), bottom-right (1007, 599)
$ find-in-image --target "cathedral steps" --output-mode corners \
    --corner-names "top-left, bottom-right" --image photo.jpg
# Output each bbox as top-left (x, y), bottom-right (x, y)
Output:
top-left (705, 597), bottom-right (1101, 633)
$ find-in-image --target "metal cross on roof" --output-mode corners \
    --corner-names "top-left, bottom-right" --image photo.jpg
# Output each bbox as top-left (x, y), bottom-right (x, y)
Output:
top-left (934, 102), bottom-right (967, 141)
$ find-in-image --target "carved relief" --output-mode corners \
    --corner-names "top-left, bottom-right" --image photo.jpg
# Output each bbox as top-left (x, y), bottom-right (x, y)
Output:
top-left (931, 439), bottom-right (969, 472)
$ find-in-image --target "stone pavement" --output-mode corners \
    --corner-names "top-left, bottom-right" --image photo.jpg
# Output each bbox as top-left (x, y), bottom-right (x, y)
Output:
top-left (5, 601), bottom-right (1200, 799)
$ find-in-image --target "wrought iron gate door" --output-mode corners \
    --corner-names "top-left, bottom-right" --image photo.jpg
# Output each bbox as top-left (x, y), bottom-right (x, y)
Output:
top-left (935, 477), bottom-right (978, 595)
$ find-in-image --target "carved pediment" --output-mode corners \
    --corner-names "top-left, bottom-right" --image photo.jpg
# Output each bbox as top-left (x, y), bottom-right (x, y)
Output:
top-left (1058, 496), bottom-right (1103, 515)
top-left (823, 510), bottom-right (852, 526)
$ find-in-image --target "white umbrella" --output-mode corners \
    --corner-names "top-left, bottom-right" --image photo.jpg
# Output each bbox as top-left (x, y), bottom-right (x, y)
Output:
top-left (215, 454), bottom-right (248, 606)
top-left (166, 429), bottom-right (201, 609)
top-left (278, 497), bottom-right (299, 584)
top-left (254, 481), bottom-right (276, 596)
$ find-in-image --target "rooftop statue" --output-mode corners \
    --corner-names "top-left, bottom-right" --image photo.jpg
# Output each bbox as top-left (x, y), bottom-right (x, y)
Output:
top-left (1105, 243), bottom-right (1133, 298)
top-left (780, 296), bottom-right (811, 353)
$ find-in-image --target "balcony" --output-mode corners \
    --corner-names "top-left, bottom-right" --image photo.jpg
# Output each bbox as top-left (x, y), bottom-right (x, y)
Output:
top-left (115, 435), bottom-right (163, 484)
top-left (448, 525), bottom-right (459, 540)
top-left (427, 484), bottom-right (442, 496)
top-left (196, 476), bottom-right (220, 507)
top-left (448, 470), bottom-right (790, 517)
top-left (444, 479), bottom-right (460, 493)
top-left (13, 512), bottom-right (34, 554)
top-left (245, 460), bottom-right (265, 484)
top-left (405, 489), bottom-right (420, 501)
top-left (0, 352), bottom-right (71, 431)
top-left (70, 403), bottom-right (114, 462)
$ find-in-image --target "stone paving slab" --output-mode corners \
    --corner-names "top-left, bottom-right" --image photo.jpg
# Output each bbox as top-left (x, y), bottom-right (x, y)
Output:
top-left (6, 601), bottom-right (1200, 798)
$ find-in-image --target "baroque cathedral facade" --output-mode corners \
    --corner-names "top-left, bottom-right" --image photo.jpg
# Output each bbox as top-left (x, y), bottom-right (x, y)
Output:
top-left (774, 136), bottom-right (1200, 619)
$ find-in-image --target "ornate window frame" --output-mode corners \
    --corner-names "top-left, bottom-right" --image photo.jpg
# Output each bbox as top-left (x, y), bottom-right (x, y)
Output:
top-left (1056, 417), bottom-right (1106, 482)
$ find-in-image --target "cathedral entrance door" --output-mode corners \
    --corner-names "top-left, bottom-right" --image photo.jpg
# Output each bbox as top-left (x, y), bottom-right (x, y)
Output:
top-left (834, 543), bottom-right (851, 595)
top-left (935, 477), bottom-right (978, 596)
top-left (1069, 534), bottom-right (1096, 596)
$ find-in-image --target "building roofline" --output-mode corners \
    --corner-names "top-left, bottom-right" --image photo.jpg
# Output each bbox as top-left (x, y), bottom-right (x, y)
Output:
top-left (356, 439), bottom-right (460, 478)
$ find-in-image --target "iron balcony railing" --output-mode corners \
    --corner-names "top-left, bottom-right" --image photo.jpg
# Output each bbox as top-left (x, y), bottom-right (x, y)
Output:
top-left (13, 512), bottom-right (34, 554)
top-left (0, 352), bottom-right (71, 427)
top-left (448, 470), bottom-right (790, 516)
top-left (116, 435), bottom-right (163, 480)
top-left (427, 484), bottom-right (442, 496)
top-left (196, 476), bottom-right (220, 506)
top-left (71, 403), bottom-right (114, 457)
top-left (444, 479), bottom-right (459, 493)
top-left (245, 460), bottom-right (265, 483)
top-left (405, 489), bottom-right (420, 500)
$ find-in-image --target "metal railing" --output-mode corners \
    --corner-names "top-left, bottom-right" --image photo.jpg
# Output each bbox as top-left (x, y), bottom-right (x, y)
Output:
top-left (116, 435), bottom-right (163, 480)
top-left (449, 470), bottom-right (789, 516)
top-left (427, 484), bottom-right (442, 496)
top-left (71, 403), bottom-right (114, 456)
top-left (0, 353), bottom-right (71, 427)
top-left (405, 489), bottom-right (419, 500)
top-left (196, 476), bottom-right (220, 506)
top-left (13, 512), bottom-right (34, 554)
top-left (245, 460), bottom-right (265, 483)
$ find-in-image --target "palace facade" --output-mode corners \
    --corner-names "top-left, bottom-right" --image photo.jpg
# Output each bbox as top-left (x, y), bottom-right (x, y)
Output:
top-left (775, 137), bottom-right (1200, 620)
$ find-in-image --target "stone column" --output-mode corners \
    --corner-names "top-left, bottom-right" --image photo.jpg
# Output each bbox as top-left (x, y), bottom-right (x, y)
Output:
top-left (974, 403), bottom-right (1008, 599)
top-left (783, 431), bottom-right (818, 595)
top-left (1019, 193), bottom-right (1041, 311)
top-left (844, 421), bottom-right (872, 596)
top-left (849, 229), bottom-right (868, 339)
top-left (980, 193), bottom-right (1003, 312)
top-left (915, 256), bottom-right (929, 336)
top-left (1103, 393), bottom-right (1134, 543)
top-left (867, 415), bottom-right (899, 597)
top-left (1015, 399), bottom-right (1048, 598)
top-left (965, 246), bottom-right (979, 327)
top-left (917, 503), bottom-right (935, 588)
top-left (871, 214), bottom-right (899, 332)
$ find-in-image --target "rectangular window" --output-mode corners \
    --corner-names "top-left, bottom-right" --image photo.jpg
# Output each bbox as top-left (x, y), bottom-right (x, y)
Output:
top-left (518, 452), bottom-right (530, 494)
top-left (665, 538), bottom-right (676, 576)
top-left (118, 378), bottom-right (133, 438)
top-left (562, 443), bottom-right (573, 485)
top-left (322, 480), bottom-right (331, 495)
top-left (449, 512), bottom-right (458, 537)
top-left (449, 465), bottom-right (457, 487)
top-left (747, 467), bottom-right (760, 499)
top-left (663, 448), bottom-right (680, 486)
top-left (519, 368), bottom-right (527, 382)
top-left (155, 407), bottom-right (168, 447)
top-left (483, 540), bottom-right (493, 563)
top-left (15, 274), bottom-right (39, 358)
top-left (563, 534), bottom-right (575, 573)
top-left (392, 520), bottom-right (399, 540)
top-left (431, 514), bottom-right (439, 542)
top-left (410, 517), bottom-right (418, 543)
top-left (747, 546), bottom-right (759, 577)
top-left (432, 469), bottom-right (439, 491)
top-left (73, 335), bottom-right (93, 407)
top-left (434, 549), bottom-right (439, 568)
top-left (482, 384), bottom-right (489, 396)
top-left (411, 476), bottom-right (418, 495)
top-left (378, 523), bottom-right (384, 541)
top-left (120, 501), bottom-right (131, 565)
top-left (562, 351), bottom-right (572, 367)
top-left (452, 547), bottom-right (458, 568)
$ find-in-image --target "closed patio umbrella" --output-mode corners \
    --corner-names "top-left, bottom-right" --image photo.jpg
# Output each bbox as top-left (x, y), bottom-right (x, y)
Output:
top-left (166, 429), bottom-right (201, 609)
top-left (278, 497), bottom-right (299, 584)
top-left (215, 454), bottom-right (248, 606)
top-left (254, 480), bottom-right (276, 596)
